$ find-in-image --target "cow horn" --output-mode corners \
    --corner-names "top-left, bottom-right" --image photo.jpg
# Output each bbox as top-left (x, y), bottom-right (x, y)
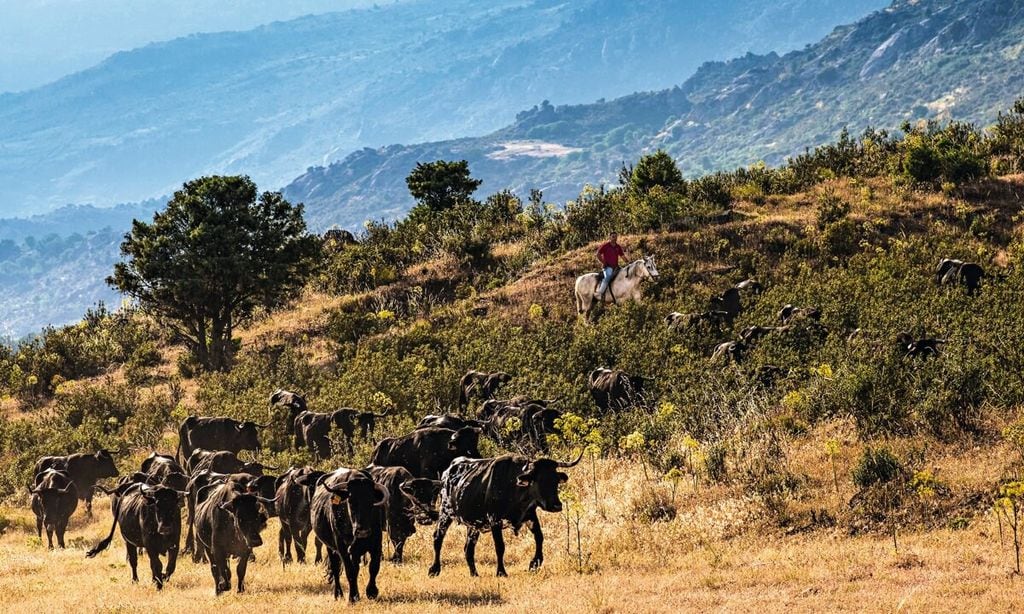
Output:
top-left (323, 482), bottom-right (348, 496)
top-left (255, 495), bottom-right (278, 507)
top-left (373, 407), bottom-right (391, 418)
top-left (254, 421), bottom-right (273, 429)
top-left (556, 449), bottom-right (585, 468)
top-left (260, 463), bottom-right (280, 471)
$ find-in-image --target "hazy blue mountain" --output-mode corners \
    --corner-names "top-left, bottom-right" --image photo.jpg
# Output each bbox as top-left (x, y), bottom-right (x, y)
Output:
top-left (284, 0), bottom-right (1024, 230)
top-left (0, 0), bottom-right (886, 218)
top-left (0, 1), bottom-right (391, 93)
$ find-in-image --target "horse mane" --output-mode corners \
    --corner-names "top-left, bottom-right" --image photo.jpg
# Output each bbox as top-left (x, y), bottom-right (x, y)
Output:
top-left (624, 258), bottom-right (643, 279)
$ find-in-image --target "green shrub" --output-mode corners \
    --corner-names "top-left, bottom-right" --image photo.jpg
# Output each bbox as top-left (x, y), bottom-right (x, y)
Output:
top-left (852, 446), bottom-right (903, 489)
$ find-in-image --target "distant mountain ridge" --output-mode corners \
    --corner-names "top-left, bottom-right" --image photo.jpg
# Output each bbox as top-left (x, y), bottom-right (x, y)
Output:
top-left (0, 0), bottom-right (886, 217)
top-left (283, 0), bottom-right (1024, 230)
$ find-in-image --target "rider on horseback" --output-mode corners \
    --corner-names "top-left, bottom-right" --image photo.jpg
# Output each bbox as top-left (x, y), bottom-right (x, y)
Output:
top-left (595, 232), bottom-right (626, 300)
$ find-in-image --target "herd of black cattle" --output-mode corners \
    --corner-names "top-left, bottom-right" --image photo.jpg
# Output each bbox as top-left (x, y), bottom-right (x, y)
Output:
top-left (27, 370), bottom-right (614, 601)
top-left (667, 258), bottom-right (985, 368)
top-left (23, 257), bottom-right (987, 600)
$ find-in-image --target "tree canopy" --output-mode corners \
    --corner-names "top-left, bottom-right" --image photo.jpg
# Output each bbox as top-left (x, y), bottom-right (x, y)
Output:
top-left (406, 160), bottom-right (482, 212)
top-left (630, 150), bottom-right (683, 194)
top-left (108, 175), bottom-right (317, 371)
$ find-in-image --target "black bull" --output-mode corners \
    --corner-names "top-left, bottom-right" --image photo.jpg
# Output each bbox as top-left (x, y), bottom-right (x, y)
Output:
top-left (176, 416), bottom-right (269, 464)
top-left (429, 451), bottom-right (583, 578)
top-left (369, 427), bottom-right (481, 479)
top-left (34, 449), bottom-right (119, 515)
top-left (310, 469), bottom-right (388, 602)
top-left (86, 484), bottom-right (186, 590)
top-left (588, 368), bottom-right (650, 412)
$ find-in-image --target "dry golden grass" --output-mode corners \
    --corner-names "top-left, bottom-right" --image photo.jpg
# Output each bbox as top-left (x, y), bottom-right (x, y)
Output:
top-left (2, 439), bottom-right (1022, 613)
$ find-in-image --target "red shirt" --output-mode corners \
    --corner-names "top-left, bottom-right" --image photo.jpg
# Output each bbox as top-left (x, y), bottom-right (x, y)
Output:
top-left (597, 241), bottom-right (625, 267)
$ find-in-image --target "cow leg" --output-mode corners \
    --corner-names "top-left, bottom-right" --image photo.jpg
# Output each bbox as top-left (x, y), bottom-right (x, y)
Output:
top-left (45, 525), bottom-right (54, 550)
top-left (365, 540), bottom-right (381, 599)
top-left (463, 528), bottom-right (480, 577)
top-left (165, 542), bottom-right (178, 581)
top-left (126, 543), bottom-right (140, 583)
top-left (528, 513), bottom-right (545, 570)
top-left (390, 535), bottom-right (406, 564)
top-left (428, 514), bottom-right (453, 576)
top-left (279, 524), bottom-right (292, 563)
top-left (295, 526), bottom-right (309, 564)
top-left (236, 549), bottom-right (250, 593)
top-left (491, 525), bottom-right (507, 577)
top-left (327, 550), bottom-right (343, 600)
top-left (315, 537), bottom-right (324, 564)
top-left (340, 548), bottom-right (360, 603)
top-left (147, 547), bottom-right (165, 590)
top-left (85, 492), bottom-right (94, 516)
top-left (56, 519), bottom-right (68, 549)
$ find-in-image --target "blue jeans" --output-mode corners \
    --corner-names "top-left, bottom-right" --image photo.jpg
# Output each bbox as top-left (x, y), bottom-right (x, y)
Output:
top-left (597, 266), bottom-right (615, 296)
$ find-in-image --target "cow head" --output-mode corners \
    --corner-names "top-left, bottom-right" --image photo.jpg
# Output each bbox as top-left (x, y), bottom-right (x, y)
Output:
top-left (234, 422), bottom-right (265, 451)
top-left (398, 478), bottom-right (442, 525)
top-left (219, 493), bottom-right (273, 548)
top-left (140, 485), bottom-right (186, 537)
top-left (531, 408), bottom-right (563, 437)
top-left (242, 475), bottom-right (279, 507)
top-left (322, 474), bottom-right (387, 540)
top-left (160, 471), bottom-right (190, 493)
top-left (331, 409), bottom-right (357, 431)
top-left (448, 427), bottom-right (481, 457)
top-left (94, 449), bottom-right (119, 478)
top-left (515, 450), bottom-right (583, 513)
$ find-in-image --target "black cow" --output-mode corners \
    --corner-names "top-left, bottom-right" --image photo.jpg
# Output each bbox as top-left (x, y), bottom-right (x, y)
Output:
top-left (86, 484), bottom-right (185, 590)
top-left (739, 325), bottom-right (786, 345)
top-left (365, 465), bottom-right (441, 564)
top-left (479, 397), bottom-right (557, 421)
top-left (588, 368), bottom-right (648, 413)
top-left (276, 467), bottom-right (327, 564)
top-left (895, 332), bottom-right (947, 360)
top-left (734, 279), bottom-right (764, 294)
top-left (936, 258), bottom-right (985, 296)
top-left (709, 287), bottom-right (742, 323)
top-left (310, 468), bottom-right (388, 601)
top-left (186, 449), bottom-right (268, 476)
top-left (416, 414), bottom-right (487, 431)
top-left (711, 341), bottom-right (747, 364)
top-left (184, 471), bottom-right (277, 560)
top-left (778, 304), bottom-right (821, 324)
top-left (459, 370), bottom-right (512, 409)
top-left (295, 408), bottom-right (390, 458)
top-left (34, 449), bottom-right (118, 515)
top-left (270, 389), bottom-right (308, 441)
top-left (429, 451), bottom-right (582, 578)
top-left (370, 427), bottom-right (481, 479)
top-left (176, 416), bottom-right (268, 464)
top-left (665, 310), bottom-right (731, 331)
top-left (194, 483), bottom-right (275, 594)
top-left (115, 469), bottom-right (190, 493)
top-left (30, 469), bottom-right (78, 549)
top-left (483, 402), bottom-right (562, 454)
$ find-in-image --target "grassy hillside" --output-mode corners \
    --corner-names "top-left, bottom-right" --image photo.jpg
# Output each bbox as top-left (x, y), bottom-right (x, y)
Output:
top-left (285, 0), bottom-right (1024, 229)
top-left (2, 102), bottom-right (1024, 610)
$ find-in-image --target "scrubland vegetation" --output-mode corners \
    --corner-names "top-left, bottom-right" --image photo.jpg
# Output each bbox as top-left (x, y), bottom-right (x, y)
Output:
top-left (2, 101), bottom-right (1024, 611)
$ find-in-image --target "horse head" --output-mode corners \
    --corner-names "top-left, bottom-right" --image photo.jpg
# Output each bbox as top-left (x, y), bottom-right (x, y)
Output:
top-left (642, 254), bottom-right (659, 279)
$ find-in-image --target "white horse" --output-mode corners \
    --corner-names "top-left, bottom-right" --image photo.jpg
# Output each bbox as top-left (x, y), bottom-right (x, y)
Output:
top-left (574, 255), bottom-right (660, 317)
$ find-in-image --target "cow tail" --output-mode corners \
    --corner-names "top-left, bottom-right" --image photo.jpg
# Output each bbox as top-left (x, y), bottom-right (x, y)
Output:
top-left (86, 493), bottom-right (124, 558)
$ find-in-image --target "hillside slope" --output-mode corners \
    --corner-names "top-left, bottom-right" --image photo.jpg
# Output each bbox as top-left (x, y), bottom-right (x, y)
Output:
top-left (0, 0), bottom-right (886, 216)
top-left (284, 0), bottom-right (1024, 229)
